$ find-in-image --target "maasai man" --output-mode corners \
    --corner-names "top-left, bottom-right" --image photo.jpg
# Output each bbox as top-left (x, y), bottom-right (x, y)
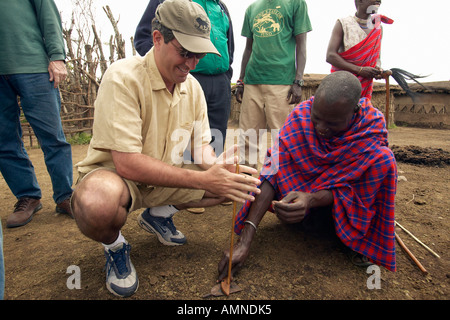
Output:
top-left (326, 0), bottom-right (393, 99)
top-left (218, 71), bottom-right (398, 282)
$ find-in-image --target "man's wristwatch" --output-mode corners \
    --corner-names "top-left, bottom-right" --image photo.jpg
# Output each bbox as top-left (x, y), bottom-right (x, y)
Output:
top-left (293, 79), bottom-right (304, 87)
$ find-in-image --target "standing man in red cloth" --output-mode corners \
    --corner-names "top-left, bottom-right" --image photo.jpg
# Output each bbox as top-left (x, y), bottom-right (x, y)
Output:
top-left (326, 0), bottom-right (393, 99)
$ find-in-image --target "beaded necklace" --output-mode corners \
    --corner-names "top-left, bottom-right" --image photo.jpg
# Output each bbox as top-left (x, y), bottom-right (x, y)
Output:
top-left (354, 15), bottom-right (369, 29)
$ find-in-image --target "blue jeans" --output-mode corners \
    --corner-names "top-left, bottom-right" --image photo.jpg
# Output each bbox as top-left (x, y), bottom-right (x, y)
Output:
top-left (0, 73), bottom-right (73, 204)
top-left (0, 220), bottom-right (4, 299)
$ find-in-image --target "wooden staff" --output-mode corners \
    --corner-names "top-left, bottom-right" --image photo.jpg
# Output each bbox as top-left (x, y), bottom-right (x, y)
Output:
top-left (221, 163), bottom-right (240, 296)
top-left (395, 232), bottom-right (428, 275)
top-left (396, 221), bottom-right (441, 258)
top-left (382, 70), bottom-right (393, 127)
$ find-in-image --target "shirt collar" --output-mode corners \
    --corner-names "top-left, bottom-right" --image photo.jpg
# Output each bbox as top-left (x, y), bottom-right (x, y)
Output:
top-left (144, 48), bottom-right (187, 95)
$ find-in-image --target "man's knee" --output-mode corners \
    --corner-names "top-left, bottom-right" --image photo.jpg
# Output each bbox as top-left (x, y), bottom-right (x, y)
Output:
top-left (72, 170), bottom-right (129, 224)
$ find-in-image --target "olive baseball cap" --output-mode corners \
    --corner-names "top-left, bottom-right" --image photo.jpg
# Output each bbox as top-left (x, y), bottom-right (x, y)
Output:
top-left (155, 0), bottom-right (221, 56)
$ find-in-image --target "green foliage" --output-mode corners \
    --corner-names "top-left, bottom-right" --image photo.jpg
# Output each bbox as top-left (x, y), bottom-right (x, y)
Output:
top-left (67, 132), bottom-right (92, 145)
top-left (388, 123), bottom-right (397, 129)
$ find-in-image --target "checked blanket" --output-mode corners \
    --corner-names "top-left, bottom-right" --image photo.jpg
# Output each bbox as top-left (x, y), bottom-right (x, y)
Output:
top-left (235, 97), bottom-right (398, 271)
top-left (331, 14), bottom-right (394, 99)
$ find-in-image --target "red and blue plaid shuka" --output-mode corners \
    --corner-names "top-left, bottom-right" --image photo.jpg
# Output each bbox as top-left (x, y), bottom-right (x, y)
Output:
top-left (331, 14), bottom-right (394, 100)
top-left (235, 97), bottom-right (398, 271)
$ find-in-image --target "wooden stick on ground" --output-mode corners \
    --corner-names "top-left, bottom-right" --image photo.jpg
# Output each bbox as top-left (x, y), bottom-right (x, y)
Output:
top-left (395, 232), bottom-right (428, 275)
top-left (395, 221), bottom-right (441, 258)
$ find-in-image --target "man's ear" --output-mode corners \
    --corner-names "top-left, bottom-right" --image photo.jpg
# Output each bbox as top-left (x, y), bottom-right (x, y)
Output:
top-left (354, 103), bottom-right (361, 113)
top-left (153, 30), bottom-right (162, 47)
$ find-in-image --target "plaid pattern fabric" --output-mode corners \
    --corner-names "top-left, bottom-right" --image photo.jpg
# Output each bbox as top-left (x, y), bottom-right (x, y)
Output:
top-left (235, 97), bottom-right (398, 271)
top-left (331, 14), bottom-right (394, 99)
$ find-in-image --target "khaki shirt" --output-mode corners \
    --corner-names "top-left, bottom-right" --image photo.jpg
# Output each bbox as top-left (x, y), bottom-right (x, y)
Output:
top-left (76, 48), bottom-right (211, 178)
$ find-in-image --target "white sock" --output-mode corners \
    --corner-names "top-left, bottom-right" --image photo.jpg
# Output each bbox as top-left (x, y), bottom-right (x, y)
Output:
top-left (149, 205), bottom-right (179, 218)
top-left (102, 231), bottom-right (126, 250)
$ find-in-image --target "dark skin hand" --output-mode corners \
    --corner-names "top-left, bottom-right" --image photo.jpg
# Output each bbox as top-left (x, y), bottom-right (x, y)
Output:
top-left (218, 180), bottom-right (274, 282)
top-left (272, 191), bottom-right (310, 223)
top-left (235, 85), bottom-right (244, 104)
top-left (286, 84), bottom-right (303, 105)
top-left (217, 181), bottom-right (334, 281)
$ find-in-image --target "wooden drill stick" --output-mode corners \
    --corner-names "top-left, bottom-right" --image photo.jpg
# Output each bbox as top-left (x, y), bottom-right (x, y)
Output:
top-left (221, 163), bottom-right (240, 296)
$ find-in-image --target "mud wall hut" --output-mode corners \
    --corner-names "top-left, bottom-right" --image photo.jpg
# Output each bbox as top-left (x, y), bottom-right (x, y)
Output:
top-left (393, 81), bottom-right (450, 129)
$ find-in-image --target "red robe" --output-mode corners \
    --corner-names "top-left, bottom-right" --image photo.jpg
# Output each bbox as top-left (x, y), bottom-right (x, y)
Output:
top-left (331, 14), bottom-right (394, 99)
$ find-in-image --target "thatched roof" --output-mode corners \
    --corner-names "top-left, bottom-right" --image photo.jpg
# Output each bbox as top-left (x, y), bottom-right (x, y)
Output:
top-left (255, 73), bottom-right (450, 95)
top-left (377, 80), bottom-right (450, 95)
top-left (398, 81), bottom-right (450, 94)
top-left (303, 73), bottom-right (326, 86)
top-left (304, 73), bottom-right (399, 93)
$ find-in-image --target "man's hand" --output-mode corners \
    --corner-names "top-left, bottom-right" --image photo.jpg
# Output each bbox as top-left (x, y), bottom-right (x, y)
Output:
top-left (272, 189), bottom-right (334, 223)
top-left (217, 231), bottom-right (253, 282)
top-left (235, 86), bottom-right (244, 104)
top-left (286, 84), bottom-right (302, 105)
top-left (48, 60), bottom-right (67, 88)
top-left (272, 191), bottom-right (311, 224)
top-left (205, 144), bottom-right (261, 203)
top-left (359, 66), bottom-right (382, 80)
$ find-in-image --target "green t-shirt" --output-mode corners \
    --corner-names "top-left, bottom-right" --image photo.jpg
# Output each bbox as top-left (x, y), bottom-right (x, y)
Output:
top-left (191, 0), bottom-right (230, 75)
top-left (242, 0), bottom-right (312, 85)
top-left (0, 0), bottom-right (66, 75)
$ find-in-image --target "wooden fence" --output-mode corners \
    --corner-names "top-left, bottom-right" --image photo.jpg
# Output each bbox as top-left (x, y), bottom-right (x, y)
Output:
top-left (20, 5), bottom-right (128, 148)
top-left (21, 105), bottom-right (94, 148)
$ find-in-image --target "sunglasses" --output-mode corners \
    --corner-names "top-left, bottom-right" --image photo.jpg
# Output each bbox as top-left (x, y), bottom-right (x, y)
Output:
top-left (170, 41), bottom-right (207, 60)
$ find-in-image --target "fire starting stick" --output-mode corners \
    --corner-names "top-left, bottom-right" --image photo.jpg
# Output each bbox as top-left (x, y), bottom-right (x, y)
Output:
top-left (221, 163), bottom-right (240, 296)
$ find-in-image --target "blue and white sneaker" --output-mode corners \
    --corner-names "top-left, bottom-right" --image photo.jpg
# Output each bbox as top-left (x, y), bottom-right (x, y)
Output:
top-left (104, 241), bottom-right (139, 297)
top-left (137, 208), bottom-right (186, 246)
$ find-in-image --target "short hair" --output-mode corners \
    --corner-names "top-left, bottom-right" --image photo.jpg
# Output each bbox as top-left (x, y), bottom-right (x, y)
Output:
top-left (315, 71), bottom-right (362, 110)
top-left (151, 18), bottom-right (175, 43)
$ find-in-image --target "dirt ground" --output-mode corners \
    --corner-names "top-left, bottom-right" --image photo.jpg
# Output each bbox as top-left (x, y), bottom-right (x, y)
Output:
top-left (1, 126), bottom-right (449, 301)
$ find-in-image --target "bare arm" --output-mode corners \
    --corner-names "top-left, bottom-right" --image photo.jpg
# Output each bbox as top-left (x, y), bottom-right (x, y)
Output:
top-left (235, 37), bottom-right (253, 103)
top-left (238, 37), bottom-right (253, 81)
top-left (218, 180), bottom-right (275, 280)
top-left (111, 146), bottom-right (261, 203)
top-left (294, 33), bottom-right (307, 82)
top-left (287, 33), bottom-right (307, 105)
top-left (326, 20), bottom-right (360, 74)
top-left (218, 185), bottom-right (334, 280)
